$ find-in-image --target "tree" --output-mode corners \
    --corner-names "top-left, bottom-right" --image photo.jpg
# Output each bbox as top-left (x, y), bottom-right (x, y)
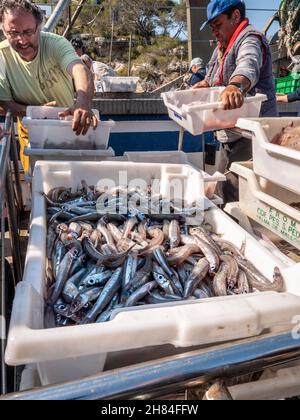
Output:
top-left (38, 0), bottom-right (187, 44)
top-left (279, 0), bottom-right (300, 60)
top-left (171, 0), bottom-right (187, 39)
top-left (100, 0), bottom-right (177, 42)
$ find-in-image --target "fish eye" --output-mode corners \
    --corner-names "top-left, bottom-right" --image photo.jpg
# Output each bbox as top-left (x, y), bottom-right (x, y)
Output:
top-left (59, 305), bottom-right (66, 311)
top-left (88, 279), bottom-right (95, 286)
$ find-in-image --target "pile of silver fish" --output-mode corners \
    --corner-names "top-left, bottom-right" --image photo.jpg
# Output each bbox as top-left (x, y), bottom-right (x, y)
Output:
top-left (44, 183), bottom-right (284, 328)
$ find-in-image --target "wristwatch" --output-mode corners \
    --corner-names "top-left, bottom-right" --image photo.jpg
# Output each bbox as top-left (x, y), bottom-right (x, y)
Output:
top-left (227, 82), bottom-right (247, 95)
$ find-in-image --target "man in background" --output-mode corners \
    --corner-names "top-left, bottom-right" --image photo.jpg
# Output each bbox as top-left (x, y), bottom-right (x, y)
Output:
top-left (71, 37), bottom-right (93, 70)
top-left (188, 57), bottom-right (206, 87)
top-left (277, 88), bottom-right (300, 104)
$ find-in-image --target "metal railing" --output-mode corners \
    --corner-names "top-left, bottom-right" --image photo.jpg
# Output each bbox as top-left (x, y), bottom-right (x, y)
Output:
top-left (0, 112), bottom-right (23, 395)
top-left (1, 331), bottom-right (300, 400)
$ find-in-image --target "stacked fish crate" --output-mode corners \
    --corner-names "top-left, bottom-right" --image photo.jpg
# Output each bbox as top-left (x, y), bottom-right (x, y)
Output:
top-left (5, 160), bottom-right (300, 387)
top-left (22, 106), bottom-right (116, 175)
top-left (227, 117), bottom-right (300, 254)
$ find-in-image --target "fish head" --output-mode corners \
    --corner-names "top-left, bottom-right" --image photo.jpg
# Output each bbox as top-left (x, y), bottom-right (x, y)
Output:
top-left (68, 293), bottom-right (89, 315)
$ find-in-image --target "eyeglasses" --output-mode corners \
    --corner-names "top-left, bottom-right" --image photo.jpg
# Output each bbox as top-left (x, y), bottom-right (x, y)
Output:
top-left (3, 24), bottom-right (39, 39)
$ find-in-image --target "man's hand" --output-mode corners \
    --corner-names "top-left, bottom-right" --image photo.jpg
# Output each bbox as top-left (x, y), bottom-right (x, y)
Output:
top-left (65, 61), bottom-right (97, 136)
top-left (44, 101), bottom-right (57, 107)
top-left (276, 94), bottom-right (288, 103)
top-left (219, 85), bottom-right (244, 110)
top-left (58, 103), bottom-right (98, 136)
top-left (192, 80), bottom-right (210, 89)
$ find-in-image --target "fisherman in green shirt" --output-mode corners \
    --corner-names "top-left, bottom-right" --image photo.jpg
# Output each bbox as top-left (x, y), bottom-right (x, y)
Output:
top-left (0, 0), bottom-right (97, 172)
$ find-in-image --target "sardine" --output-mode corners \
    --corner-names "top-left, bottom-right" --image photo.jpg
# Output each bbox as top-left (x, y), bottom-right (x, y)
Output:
top-left (79, 270), bottom-right (112, 289)
top-left (69, 286), bottom-right (103, 316)
top-left (234, 270), bottom-right (251, 295)
top-left (238, 260), bottom-right (284, 292)
top-left (82, 237), bottom-right (103, 261)
top-left (146, 291), bottom-right (183, 304)
top-left (122, 216), bottom-right (138, 240)
top-left (68, 213), bottom-right (102, 223)
top-left (190, 231), bottom-right (219, 274)
top-left (220, 255), bottom-right (239, 289)
top-left (167, 244), bottom-right (201, 267)
top-left (211, 235), bottom-right (245, 258)
top-left (125, 255), bottom-right (152, 292)
top-left (107, 223), bottom-right (123, 242)
top-left (47, 187), bottom-right (71, 203)
top-left (97, 223), bottom-right (118, 252)
top-left (83, 267), bottom-right (123, 323)
top-left (153, 263), bottom-right (175, 295)
top-left (63, 267), bottom-right (87, 303)
top-left (153, 248), bottom-right (183, 296)
top-left (125, 281), bottom-right (157, 307)
top-left (213, 263), bottom-right (229, 297)
top-left (96, 294), bottom-right (120, 323)
top-left (138, 220), bottom-right (148, 241)
top-left (122, 255), bottom-right (135, 291)
top-left (47, 223), bottom-right (58, 260)
top-left (169, 220), bottom-right (181, 249)
top-left (184, 258), bottom-right (210, 298)
top-left (190, 227), bottom-right (222, 255)
top-left (140, 228), bottom-right (164, 254)
top-left (50, 247), bottom-right (80, 304)
top-left (194, 288), bottom-right (210, 299)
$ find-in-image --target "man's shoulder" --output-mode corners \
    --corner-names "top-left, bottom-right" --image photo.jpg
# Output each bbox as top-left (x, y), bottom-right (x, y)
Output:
top-left (0, 39), bottom-right (10, 52)
top-left (242, 25), bottom-right (267, 42)
top-left (40, 31), bottom-right (68, 46)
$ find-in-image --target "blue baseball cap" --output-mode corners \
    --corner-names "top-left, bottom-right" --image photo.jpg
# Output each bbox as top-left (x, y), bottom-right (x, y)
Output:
top-left (200, 0), bottom-right (244, 31)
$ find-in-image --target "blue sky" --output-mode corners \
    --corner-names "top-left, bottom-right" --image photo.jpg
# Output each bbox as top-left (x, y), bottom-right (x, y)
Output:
top-left (177, 0), bottom-right (281, 40)
top-left (245, 0), bottom-right (280, 34)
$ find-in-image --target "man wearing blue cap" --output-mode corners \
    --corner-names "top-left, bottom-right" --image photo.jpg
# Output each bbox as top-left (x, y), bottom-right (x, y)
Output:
top-left (194, 0), bottom-right (277, 203)
top-left (187, 57), bottom-right (206, 87)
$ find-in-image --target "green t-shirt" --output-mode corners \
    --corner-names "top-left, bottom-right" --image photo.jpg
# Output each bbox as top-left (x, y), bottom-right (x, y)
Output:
top-left (0, 31), bottom-right (79, 107)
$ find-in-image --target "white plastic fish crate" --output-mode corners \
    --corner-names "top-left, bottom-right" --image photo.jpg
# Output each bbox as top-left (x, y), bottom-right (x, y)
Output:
top-left (231, 161), bottom-right (300, 250)
top-left (236, 117), bottom-right (300, 196)
top-left (5, 161), bottom-right (300, 387)
top-left (22, 106), bottom-right (115, 150)
top-left (123, 150), bottom-right (190, 164)
top-left (161, 88), bottom-right (267, 136)
top-left (24, 147), bottom-right (115, 176)
top-left (100, 77), bottom-right (139, 93)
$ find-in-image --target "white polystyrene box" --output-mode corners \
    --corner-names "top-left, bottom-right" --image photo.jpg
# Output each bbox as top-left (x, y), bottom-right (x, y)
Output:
top-left (100, 77), bottom-right (139, 93)
top-left (161, 88), bottom-right (267, 135)
top-left (5, 161), bottom-right (300, 386)
top-left (22, 106), bottom-right (115, 150)
top-left (236, 117), bottom-right (300, 196)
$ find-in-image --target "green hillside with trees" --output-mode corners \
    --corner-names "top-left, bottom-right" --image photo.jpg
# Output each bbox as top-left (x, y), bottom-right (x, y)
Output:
top-left (38, 0), bottom-right (189, 90)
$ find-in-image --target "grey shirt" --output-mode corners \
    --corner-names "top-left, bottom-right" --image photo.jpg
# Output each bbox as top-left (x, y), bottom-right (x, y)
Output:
top-left (215, 36), bottom-right (263, 143)
top-left (206, 25), bottom-right (277, 143)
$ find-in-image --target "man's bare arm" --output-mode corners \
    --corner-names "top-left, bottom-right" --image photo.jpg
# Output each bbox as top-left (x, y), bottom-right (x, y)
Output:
top-left (0, 101), bottom-right (27, 117)
top-left (58, 61), bottom-right (97, 136)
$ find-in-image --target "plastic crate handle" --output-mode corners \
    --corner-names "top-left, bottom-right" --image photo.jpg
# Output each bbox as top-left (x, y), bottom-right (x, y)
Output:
top-left (181, 94), bottom-right (267, 117)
